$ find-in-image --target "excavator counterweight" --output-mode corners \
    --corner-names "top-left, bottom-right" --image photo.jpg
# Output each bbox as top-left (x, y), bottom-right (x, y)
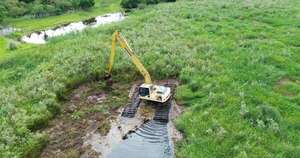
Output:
top-left (106, 31), bottom-right (171, 103)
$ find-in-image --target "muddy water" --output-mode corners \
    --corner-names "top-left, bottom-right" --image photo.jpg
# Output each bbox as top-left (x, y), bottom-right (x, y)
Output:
top-left (83, 100), bottom-right (182, 158)
top-left (108, 120), bottom-right (172, 158)
top-left (21, 13), bottom-right (125, 44)
top-left (83, 80), bottom-right (181, 158)
top-left (83, 107), bottom-right (149, 157)
top-left (40, 81), bottom-right (181, 158)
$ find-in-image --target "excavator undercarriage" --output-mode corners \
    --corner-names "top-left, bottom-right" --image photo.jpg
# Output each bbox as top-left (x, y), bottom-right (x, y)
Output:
top-left (122, 80), bottom-right (177, 122)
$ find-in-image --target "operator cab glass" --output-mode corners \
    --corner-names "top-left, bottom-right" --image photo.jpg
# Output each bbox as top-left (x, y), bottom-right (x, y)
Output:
top-left (157, 86), bottom-right (167, 94)
top-left (139, 87), bottom-right (150, 97)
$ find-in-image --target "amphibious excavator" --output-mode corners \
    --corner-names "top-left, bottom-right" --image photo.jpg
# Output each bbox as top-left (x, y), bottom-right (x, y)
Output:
top-left (105, 31), bottom-right (171, 103)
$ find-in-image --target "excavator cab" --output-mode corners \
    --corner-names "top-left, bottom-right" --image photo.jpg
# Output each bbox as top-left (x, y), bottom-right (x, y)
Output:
top-left (106, 31), bottom-right (171, 103)
top-left (139, 84), bottom-right (171, 103)
top-left (138, 86), bottom-right (150, 97)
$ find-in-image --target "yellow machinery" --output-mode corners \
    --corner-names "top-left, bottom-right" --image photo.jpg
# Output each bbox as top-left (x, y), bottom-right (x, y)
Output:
top-left (106, 31), bottom-right (171, 103)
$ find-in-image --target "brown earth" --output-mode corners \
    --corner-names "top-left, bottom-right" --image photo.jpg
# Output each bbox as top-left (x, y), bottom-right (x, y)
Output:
top-left (39, 81), bottom-right (129, 158)
top-left (39, 79), bottom-right (182, 158)
top-left (274, 77), bottom-right (300, 97)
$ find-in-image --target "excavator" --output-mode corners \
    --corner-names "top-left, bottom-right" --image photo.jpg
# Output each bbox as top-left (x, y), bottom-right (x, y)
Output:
top-left (105, 31), bottom-right (171, 103)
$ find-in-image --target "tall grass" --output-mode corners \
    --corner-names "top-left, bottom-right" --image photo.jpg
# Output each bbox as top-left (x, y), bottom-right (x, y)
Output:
top-left (0, 0), bottom-right (300, 157)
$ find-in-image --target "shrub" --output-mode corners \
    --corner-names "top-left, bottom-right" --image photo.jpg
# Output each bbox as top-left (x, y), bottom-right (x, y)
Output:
top-left (145, 0), bottom-right (159, 5)
top-left (30, 4), bottom-right (46, 17)
top-left (1, 0), bottom-right (96, 18)
top-left (0, 5), bottom-right (5, 23)
top-left (8, 42), bottom-right (17, 51)
top-left (54, 0), bottom-right (73, 14)
top-left (244, 105), bottom-right (282, 132)
top-left (79, 0), bottom-right (95, 9)
top-left (121, 0), bottom-right (176, 9)
top-left (121, 0), bottom-right (142, 9)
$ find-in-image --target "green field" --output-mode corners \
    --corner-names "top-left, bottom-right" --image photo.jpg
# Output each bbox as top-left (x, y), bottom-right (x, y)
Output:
top-left (0, 0), bottom-right (300, 157)
top-left (0, 37), bottom-right (7, 57)
top-left (5, 0), bottom-right (121, 34)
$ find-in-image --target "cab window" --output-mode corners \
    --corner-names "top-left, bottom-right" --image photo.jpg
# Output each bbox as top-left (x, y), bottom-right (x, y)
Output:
top-left (139, 87), bottom-right (150, 97)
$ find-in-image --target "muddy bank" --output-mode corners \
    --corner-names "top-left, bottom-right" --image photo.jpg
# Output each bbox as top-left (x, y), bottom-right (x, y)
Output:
top-left (107, 97), bottom-right (183, 158)
top-left (39, 80), bottom-right (182, 158)
top-left (39, 81), bottom-right (129, 158)
top-left (82, 102), bottom-right (156, 157)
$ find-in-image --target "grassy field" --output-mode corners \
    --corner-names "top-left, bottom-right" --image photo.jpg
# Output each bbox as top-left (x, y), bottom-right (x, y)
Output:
top-left (0, 0), bottom-right (300, 157)
top-left (0, 37), bottom-right (7, 57)
top-left (5, 0), bottom-right (121, 34)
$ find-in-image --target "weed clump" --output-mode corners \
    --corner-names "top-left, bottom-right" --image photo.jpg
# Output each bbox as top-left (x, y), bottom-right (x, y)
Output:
top-left (241, 104), bottom-right (282, 132)
top-left (8, 41), bottom-right (17, 51)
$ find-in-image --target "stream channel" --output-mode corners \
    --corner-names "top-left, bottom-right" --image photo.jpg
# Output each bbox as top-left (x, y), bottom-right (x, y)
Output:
top-left (21, 12), bottom-right (124, 44)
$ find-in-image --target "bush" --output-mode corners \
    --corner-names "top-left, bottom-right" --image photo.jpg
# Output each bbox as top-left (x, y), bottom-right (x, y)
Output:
top-left (243, 105), bottom-right (282, 132)
top-left (1, 0), bottom-right (96, 18)
top-left (121, 0), bottom-right (176, 9)
top-left (8, 41), bottom-right (17, 50)
top-left (54, 0), bottom-right (73, 13)
top-left (79, 0), bottom-right (95, 9)
top-left (30, 4), bottom-right (46, 17)
top-left (0, 5), bottom-right (5, 23)
top-left (145, 0), bottom-right (159, 5)
top-left (121, 0), bottom-right (142, 9)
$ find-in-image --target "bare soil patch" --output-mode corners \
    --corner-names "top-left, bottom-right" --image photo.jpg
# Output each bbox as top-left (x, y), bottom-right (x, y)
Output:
top-left (39, 81), bottom-right (128, 158)
top-left (39, 79), bottom-right (182, 158)
top-left (274, 77), bottom-right (300, 97)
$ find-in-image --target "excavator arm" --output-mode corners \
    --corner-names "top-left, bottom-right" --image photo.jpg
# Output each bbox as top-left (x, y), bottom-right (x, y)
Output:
top-left (106, 31), bottom-right (152, 84)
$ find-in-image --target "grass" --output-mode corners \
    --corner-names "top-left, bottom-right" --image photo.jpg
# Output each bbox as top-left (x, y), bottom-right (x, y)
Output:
top-left (5, 0), bottom-right (121, 34)
top-left (0, 37), bottom-right (7, 57)
top-left (0, 0), bottom-right (121, 59)
top-left (0, 0), bottom-right (300, 157)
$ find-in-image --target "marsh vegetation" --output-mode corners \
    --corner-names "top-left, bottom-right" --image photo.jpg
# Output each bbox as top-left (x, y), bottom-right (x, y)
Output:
top-left (0, 0), bottom-right (299, 157)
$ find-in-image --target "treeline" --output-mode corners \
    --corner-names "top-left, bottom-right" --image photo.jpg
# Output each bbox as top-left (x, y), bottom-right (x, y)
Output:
top-left (121, 0), bottom-right (175, 10)
top-left (0, 0), bottom-right (95, 21)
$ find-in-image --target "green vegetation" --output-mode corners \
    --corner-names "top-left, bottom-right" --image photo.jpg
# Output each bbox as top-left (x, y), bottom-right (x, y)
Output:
top-left (121, 0), bottom-right (175, 9)
top-left (0, 0), bottom-right (95, 18)
top-left (3, 0), bottom-right (121, 34)
top-left (0, 37), bottom-right (7, 57)
top-left (0, 0), bottom-right (300, 157)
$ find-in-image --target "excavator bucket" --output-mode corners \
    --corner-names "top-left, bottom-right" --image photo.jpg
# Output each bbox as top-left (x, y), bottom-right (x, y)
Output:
top-left (104, 74), bottom-right (113, 87)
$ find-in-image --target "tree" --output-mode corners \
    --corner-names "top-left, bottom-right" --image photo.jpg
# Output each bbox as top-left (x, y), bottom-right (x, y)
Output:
top-left (121, 0), bottom-right (142, 9)
top-left (54, 0), bottom-right (73, 14)
top-left (31, 4), bottom-right (46, 17)
top-left (19, 0), bottom-right (35, 3)
top-left (0, 5), bottom-right (6, 23)
top-left (79, 0), bottom-right (95, 9)
top-left (145, 0), bottom-right (159, 5)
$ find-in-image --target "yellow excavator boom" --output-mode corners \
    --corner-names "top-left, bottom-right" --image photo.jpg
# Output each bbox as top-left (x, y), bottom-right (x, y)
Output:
top-left (106, 31), bottom-right (152, 84)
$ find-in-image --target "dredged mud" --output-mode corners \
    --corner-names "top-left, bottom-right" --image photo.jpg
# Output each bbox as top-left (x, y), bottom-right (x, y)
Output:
top-left (107, 80), bottom-right (182, 158)
top-left (108, 102), bottom-right (172, 158)
top-left (39, 80), bottom-right (182, 158)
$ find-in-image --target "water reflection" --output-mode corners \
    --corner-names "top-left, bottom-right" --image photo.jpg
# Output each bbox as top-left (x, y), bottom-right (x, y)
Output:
top-left (21, 13), bottom-right (125, 44)
top-left (108, 120), bottom-right (172, 158)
